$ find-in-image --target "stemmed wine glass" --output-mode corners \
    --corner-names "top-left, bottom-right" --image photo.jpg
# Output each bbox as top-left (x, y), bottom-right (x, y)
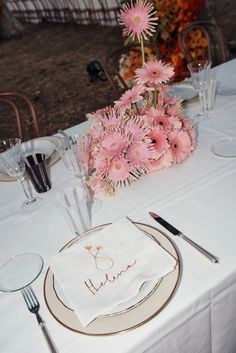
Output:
top-left (187, 59), bottom-right (212, 123)
top-left (0, 138), bottom-right (42, 210)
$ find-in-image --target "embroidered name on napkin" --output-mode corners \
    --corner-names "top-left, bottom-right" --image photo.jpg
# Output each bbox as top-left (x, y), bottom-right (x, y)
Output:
top-left (49, 218), bottom-right (176, 326)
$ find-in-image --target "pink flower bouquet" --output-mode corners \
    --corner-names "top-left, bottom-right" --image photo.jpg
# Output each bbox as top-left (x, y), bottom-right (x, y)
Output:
top-left (77, 1), bottom-right (196, 196)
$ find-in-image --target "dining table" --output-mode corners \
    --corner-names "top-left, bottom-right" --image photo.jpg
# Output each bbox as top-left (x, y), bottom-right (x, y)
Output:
top-left (1, 58), bottom-right (236, 353)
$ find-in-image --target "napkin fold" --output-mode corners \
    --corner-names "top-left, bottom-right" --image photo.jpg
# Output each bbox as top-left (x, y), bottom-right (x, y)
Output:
top-left (49, 218), bottom-right (176, 326)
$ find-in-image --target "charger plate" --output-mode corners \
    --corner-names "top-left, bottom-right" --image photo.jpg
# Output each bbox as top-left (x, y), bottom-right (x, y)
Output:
top-left (44, 222), bottom-right (181, 336)
top-left (0, 136), bottom-right (60, 182)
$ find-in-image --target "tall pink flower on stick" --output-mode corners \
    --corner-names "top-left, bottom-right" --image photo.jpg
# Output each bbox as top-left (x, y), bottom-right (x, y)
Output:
top-left (118, 0), bottom-right (158, 64)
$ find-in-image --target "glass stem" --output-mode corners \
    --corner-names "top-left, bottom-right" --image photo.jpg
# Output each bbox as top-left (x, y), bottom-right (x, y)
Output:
top-left (19, 177), bottom-right (35, 203)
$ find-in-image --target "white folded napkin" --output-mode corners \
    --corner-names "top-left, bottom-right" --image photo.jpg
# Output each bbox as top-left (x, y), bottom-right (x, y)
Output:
top-left (49, 218), bottom-right (177, 326)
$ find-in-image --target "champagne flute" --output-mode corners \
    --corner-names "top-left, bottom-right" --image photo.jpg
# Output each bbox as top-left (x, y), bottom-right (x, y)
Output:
top-left (0, 138), bottom-right (42, 210)
top-left (187, 59), bottom-right (212, 122)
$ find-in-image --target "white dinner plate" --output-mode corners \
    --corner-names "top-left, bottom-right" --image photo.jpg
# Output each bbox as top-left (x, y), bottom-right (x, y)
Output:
top-left (211, 138), bottom-right (236, 158)
top-left (0, 137), bottom-right (60, 182)
top-left (44, 222), bottom-right (181, 335)
top-left (171, 83), bottom-right (198, 101)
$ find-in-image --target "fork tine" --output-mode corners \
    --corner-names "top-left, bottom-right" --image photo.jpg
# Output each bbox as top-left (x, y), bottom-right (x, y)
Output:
top-left (21, 286), bottom-right (59, 352)
top-left (22, 287), bottom-right (31, 308)
top-left (22, 286), bottom-right (39, 309)
top-left (27, 285), bottom-right (39, 306)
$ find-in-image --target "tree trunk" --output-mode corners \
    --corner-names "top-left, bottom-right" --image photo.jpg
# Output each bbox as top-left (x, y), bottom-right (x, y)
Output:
top-left (0, 1), bottom-right (24, 39)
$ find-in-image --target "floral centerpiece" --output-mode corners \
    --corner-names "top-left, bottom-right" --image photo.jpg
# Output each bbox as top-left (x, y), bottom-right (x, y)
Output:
top-left (78, 0), bottom-right (196, 196)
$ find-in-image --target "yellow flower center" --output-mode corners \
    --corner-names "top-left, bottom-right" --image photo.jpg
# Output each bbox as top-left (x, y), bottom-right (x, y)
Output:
top-left (111, 142), bottom-right (118, 149)
top-left (133, 15), bottom-right (142, 25)
top-left (115, 163), bottom-right (122, 170)
top-left (133, 150), bottom-right (140, 157)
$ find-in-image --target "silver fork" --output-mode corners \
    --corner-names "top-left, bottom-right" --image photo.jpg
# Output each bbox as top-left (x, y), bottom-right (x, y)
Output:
top-left (21, 286), bottom-right (59, 353)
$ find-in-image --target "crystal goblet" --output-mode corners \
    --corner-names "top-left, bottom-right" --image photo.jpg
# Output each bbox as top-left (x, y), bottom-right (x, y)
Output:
top-left (187, 59), bottom-right (212, 122)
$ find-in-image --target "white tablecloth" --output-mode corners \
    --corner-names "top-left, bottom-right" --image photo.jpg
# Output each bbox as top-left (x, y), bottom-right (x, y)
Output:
top-left (1, 59), bottom-right (236, 353)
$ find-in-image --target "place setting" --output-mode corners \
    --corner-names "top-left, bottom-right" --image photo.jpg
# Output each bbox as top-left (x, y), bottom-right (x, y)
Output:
top-left (44, 216), bottom-right (181, 335)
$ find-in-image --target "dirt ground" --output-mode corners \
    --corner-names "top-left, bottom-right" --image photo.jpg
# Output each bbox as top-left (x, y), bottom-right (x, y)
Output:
top-left (0, 22), bottom-right (123, 141)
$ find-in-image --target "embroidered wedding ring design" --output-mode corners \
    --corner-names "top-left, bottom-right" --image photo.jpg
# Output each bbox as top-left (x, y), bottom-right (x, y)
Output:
top-left (85, 245), bottom-right (114, 271)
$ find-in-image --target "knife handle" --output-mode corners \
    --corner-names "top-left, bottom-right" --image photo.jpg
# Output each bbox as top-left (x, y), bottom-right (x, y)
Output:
top-left (180, 233), bottom-right (219, 263)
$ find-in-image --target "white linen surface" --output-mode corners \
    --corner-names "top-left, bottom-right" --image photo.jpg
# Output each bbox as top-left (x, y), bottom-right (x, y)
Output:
top-left (49, 218), bottom-right (176, 326)
top-left (1, 59), bottom-right (236, 353)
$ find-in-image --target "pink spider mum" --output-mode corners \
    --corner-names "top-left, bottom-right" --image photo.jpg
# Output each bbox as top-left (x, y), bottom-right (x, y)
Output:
top-left (118, 0), bottom-right (158, 42)
top-left (168, 130), bottom-right (192, 164)
top-left (135, 60), bottom-right (174, 86)
top-left (114, 85), bottom-right (144, 112)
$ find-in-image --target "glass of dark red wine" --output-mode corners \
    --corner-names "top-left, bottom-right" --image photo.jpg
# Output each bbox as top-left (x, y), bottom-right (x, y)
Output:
top-left (25, 153), bottom-right (51, 193)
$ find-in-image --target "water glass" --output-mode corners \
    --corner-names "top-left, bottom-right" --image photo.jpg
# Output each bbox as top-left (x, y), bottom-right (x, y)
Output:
top-left (56, 184), bottom-right (91, 235)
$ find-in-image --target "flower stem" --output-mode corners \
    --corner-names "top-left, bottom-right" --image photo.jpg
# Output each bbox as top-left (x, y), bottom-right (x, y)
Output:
top-left (140, 38), bottom-right (145, 65)
top-left (153, 89), bottom-right (157, 108)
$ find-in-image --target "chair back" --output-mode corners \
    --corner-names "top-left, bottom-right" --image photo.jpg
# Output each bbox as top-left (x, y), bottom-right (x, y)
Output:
top-left (178, 21), bottom-right (231, 67)
top-left (104, 44), bottom-right (159, 98)
top-left (0, 91), bottom-right (40, 141)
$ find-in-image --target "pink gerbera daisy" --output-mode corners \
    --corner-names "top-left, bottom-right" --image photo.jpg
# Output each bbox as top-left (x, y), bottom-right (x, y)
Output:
top-left (168, 116), bottom-right (182, 130)
top-left (88, 176), bottom-right (114, 196)
top-left (127, 141), bottom-right (150, 166)
top-left (101, 131), bottom-right (126, 156)
top-left (108, 157), bottom-right (130, 183)
top-left (100, 108), bottom-right (125, 130)
top-left (114, 85), bottom-right (145, 112)
top-left (135, 60), bottom-right (174, 86)
top-left (125, 116), bottom-right (150, 141)
top-left (168, 130), bottom-right (192, 163)
top-left (180, 116), bottom-right (197, 148)
top-left (150, 126), bottom-right (169, 158)
top-left (118, 0), bottom-right (158, 42)
top-left (149, 149), bottom-right (173, 172)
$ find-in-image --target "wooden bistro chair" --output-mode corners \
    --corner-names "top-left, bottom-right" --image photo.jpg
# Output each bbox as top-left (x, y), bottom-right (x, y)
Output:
top-left (104, 44), bottom-right (159, 98)
top-left (178, 21), bottom-right (231, 67)
top-left (0, 91), bottom-right (40, 141)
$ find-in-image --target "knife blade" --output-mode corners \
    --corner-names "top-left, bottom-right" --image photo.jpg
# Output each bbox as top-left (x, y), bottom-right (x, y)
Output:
top-left (149, 212), bottom-right (219, 264)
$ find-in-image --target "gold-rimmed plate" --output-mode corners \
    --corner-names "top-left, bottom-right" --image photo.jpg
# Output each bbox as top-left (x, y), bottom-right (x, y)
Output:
top-left (0, 136), bottom-right (60, 182)
top-left (44, 222), bottom-right (181, 336)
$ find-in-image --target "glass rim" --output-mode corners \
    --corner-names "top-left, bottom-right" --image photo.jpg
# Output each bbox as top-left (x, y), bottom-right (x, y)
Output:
top-left (0, 252), bottom-right (44, 293)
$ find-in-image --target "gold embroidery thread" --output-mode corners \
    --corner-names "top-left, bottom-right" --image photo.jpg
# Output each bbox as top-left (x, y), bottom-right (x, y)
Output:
top-left (85, 245), bottom-right (114, 271)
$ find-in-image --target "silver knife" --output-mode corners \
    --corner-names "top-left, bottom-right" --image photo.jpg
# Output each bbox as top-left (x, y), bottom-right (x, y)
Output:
top-left (149, 212), bottom-right (219, 264)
